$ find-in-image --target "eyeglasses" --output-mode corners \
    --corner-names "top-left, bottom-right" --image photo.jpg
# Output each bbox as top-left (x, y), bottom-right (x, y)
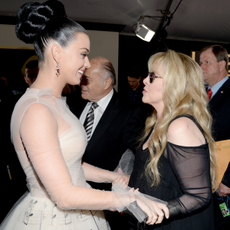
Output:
top-left (148, 72), bottom-right (162, 83)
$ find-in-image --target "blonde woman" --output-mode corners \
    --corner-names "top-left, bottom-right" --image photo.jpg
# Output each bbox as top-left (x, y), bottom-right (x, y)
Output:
top-left (128, 49), bottom-right (216, 230)
top-left (0, 1), bottom-right (169, 229)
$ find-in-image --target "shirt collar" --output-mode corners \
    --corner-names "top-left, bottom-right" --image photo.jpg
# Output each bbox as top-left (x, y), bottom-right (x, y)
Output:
top-left (209, 76), bottom-right (229, 98)
top-left (88, 89), bottom-right (114, 111)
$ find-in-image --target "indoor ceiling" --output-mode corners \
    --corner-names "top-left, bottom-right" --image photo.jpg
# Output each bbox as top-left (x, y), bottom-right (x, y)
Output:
top-left (0, 0), bottom-right (230, 44)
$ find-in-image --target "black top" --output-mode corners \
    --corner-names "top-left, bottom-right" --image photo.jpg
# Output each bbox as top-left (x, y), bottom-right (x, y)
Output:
top-left (129, 114), bottom-right (214, 229)
top-left (208, 78), bottom-right (230, 187)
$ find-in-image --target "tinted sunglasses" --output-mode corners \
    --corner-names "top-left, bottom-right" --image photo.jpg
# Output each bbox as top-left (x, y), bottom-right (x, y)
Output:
top-left (148, 72), bottom-right (162, 83)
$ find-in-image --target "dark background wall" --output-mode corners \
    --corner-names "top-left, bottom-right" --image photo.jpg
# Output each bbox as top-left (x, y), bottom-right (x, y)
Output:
top-left (0, 48), bottom-right (36, 94)
top-left (118, 34), bottom-right (230, 96)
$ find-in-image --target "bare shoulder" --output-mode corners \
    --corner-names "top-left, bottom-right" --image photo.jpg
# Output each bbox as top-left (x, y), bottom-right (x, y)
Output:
top-left (21, 102), bottom-right (57, 129)
top-left (167, 117), bottom-right (205, 146)
top-left (25, 103), bottom-right (54, 116)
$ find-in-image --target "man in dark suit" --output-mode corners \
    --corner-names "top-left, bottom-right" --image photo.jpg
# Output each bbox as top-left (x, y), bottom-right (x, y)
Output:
top-left (200, 44), bottom-right (230, 230)
top-left (76, 56), bottom-right (144, 230)
top-left (77, 56), bottom-right (144, 191)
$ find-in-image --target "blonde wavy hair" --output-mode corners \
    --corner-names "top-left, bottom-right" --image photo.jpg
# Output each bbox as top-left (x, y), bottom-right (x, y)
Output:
top-left (142, 49), bottom-right (217, 190)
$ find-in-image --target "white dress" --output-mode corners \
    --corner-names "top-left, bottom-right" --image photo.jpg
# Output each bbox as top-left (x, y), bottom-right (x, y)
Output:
top-left (0, 88), bottom-right (110, 230)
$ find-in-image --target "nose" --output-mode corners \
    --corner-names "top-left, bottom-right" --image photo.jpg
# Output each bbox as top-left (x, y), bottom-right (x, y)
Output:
top-left (200, 63), bottom-right (205, 70)
top-left (143, 76), bottom-right (149, 85)
top-left (85, 56), bottom-right (91, 68)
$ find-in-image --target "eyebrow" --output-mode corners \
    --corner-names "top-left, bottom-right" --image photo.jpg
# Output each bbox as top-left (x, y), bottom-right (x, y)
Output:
top-left (200, 58), bottom-right (210, 62)
top-left (80, 48), bottom-right (90, 52)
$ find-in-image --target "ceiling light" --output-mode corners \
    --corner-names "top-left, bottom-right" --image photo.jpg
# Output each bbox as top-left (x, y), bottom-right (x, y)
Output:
top-left (135, 22), bottom-right (155, 42)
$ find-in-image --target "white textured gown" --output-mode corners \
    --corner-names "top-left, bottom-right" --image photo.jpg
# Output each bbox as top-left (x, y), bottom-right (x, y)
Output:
top-left (0, 88), bottom-right (110, 230)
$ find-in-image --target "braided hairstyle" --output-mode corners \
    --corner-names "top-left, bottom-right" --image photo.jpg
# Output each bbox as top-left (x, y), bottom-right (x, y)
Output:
top-left (15, 0), bottom-right (87, 61)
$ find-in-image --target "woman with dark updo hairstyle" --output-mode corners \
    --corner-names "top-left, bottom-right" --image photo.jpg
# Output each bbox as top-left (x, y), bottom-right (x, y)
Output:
top-left (0, 1), bottom-right (169, 229)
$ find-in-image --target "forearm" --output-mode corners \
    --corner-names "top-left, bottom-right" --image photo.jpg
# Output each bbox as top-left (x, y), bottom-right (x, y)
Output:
top-left (167, 199), bottom-right (182, 218)
top-left (57, 185), bottom-right (116, 210)
top-left (82, 162), bottom-right (119, 183)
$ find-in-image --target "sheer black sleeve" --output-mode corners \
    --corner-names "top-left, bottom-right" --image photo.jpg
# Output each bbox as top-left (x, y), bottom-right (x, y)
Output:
top-left (166, 142), bottom-right (212, 215)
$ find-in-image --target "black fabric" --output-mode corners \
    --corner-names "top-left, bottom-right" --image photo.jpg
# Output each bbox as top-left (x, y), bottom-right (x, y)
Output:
top-left (209, 78), bottom-right (230, 186)
top-left (209, 78), bottom-right (230, 142)
top-left (75, 90), bottom-right (145, 191)
top-left (213, 192), bottom-right (230, 230)
top-left (167, 199), bottom-right (182, 218)
top-left (208, 78), bottom-right (230, 229)
top-left (128, 114), bottom-right (214, 229)
top-left (0, 87), bottom-right (27, 222)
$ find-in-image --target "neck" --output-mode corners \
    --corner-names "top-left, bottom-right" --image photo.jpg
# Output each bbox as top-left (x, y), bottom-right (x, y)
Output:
top-left (91, 87), bottom-right (113, 103)
top-left (209, 72), bottom-right (228, 87)
top-left (30, 70), bottom-right (65, 98)
top-left (101, 87), bottom-right (113, 99)
top-left (151, 102), bottom-right (164, 120)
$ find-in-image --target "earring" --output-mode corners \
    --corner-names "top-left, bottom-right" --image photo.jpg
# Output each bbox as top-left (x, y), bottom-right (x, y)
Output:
top-left (56, 61), bottom-right (60, 77)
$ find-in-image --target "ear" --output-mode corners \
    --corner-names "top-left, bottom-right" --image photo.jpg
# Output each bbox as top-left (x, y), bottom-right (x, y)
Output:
top-left (24, 76), bottom-right (28, 84)
top-left (51, 43), bottom-right (61, 63)
top-left (219, 60), bottom-right (227, 72)
top-left (104, 77), bottom-right (112, 89)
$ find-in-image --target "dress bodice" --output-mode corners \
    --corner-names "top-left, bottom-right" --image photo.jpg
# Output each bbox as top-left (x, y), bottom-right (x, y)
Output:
top-left (0, 88), bottom-right (112, 230)
top-left (11, 88), bottom-right (88, 198)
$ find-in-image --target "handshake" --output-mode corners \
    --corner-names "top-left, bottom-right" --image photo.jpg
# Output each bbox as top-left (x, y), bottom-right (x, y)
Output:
top-left (112, 179), bottom-right (169, 226)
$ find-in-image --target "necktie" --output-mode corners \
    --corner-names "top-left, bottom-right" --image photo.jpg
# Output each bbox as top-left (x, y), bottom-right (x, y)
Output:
top-left (207, 88), bottom-right (212, 101)
top-left (83, 102), bottom-right (98, 141)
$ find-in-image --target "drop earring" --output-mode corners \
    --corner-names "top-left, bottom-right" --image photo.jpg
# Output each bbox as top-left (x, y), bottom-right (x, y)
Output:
top-left (56, 61), bottom-right (60, 77)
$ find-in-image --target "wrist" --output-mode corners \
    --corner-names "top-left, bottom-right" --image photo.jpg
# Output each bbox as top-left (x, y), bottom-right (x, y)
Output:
top-left (167, 199), bottom-right (182, 218)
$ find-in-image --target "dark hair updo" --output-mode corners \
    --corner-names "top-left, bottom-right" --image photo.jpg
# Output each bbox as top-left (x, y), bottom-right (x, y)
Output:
top-left (15, 0), bottom-right (87, 61)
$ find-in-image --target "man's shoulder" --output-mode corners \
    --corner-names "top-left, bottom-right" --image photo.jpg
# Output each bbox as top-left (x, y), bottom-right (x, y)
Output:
top-left (214, 78), bottom-right (230, 98)
top-left (220, 77), bottom-right (230, 90)
top-left (103, 91), bottom-right (141, 121)
top-left (73, 97), bottom-right (88, 118)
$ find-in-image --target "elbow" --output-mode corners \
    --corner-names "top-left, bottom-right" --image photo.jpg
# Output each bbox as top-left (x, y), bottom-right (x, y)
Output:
top-left (200, 190), bottom-right (212, 207)
top-left (50, 186), bottom-right (76, 210)
top-left (56, 199), bottom-right (72, 210)
top-left (49, 194), bottom-right (71, 210)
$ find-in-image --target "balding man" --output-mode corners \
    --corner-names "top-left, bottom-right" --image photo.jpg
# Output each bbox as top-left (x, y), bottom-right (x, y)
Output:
top-left (76, 57), bottom-right (144, 230)
top-left (77, 57), bottom-right (143, 191)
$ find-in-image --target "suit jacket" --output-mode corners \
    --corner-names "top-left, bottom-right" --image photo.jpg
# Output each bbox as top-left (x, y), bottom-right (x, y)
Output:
top-left (209, 78), bottom-right (230, 187)
top-left (76, 90), bottom-right (145, 190)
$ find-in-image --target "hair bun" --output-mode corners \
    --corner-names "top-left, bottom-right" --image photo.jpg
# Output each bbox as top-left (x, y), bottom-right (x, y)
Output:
top-left (15, 0), bottom-right (67, 44)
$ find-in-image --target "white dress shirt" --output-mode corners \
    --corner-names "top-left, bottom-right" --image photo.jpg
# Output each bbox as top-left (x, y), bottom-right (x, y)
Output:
top-left (208, 76), bottom-right (229, 101)
top-left (80, 89), bottom-right (114, 140)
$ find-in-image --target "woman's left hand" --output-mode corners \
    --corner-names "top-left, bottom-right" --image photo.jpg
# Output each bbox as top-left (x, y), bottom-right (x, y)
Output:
top-left (112, 168), bottom-right (130, 185)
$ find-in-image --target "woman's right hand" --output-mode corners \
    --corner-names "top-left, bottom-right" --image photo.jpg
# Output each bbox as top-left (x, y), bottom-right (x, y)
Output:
top-left (112, 181), bottom-right (169, 224)
top-left (135, 196), bottom-right (169, 225)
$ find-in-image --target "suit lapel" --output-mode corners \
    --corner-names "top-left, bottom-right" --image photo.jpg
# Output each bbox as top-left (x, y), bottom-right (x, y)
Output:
top-left (86, 91), bottom-right (122, 152)
top-left (209, 78), bottom-right (230, 109)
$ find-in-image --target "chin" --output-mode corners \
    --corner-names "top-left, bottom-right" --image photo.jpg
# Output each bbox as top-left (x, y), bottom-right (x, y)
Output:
top-left (81, 94), bottom-right (89, 100)
top-left (142, 96), bottom-right (147, 104)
